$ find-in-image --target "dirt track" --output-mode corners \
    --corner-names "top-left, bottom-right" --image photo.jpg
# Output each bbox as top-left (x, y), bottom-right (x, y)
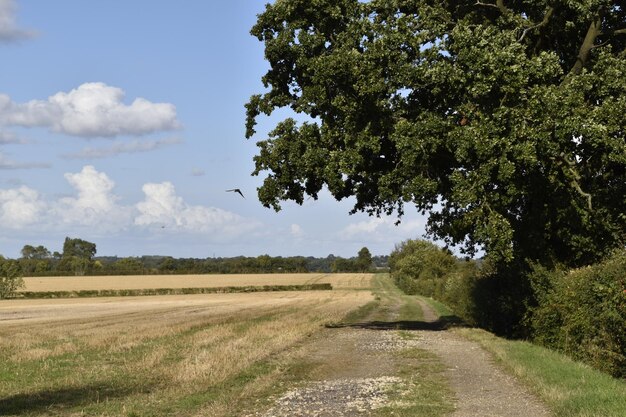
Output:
top-left (414, 299), bottom-right (551, 417)
top-left (250, 290), bottom-right (552, 416)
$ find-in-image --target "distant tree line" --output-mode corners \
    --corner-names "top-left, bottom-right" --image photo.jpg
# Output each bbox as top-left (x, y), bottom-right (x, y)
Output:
top-left (8, 238), bottom-right (386, 277)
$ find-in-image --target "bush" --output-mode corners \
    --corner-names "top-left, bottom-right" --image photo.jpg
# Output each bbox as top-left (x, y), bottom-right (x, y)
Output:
top-left (438, 259), bottom-right (533, 337)
top-left (0, 257), bottom-right (24, 299)
top-left (440, 261), bottom-right (481, 326)
top-left (529, 250), bottom-right (626, 377)
top-left (389, 239), bottom-right (457, 298)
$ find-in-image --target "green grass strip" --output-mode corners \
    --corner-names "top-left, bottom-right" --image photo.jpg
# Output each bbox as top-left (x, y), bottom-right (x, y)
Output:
top-left (456, 325), bottom-right (626, 417)
top-left (13, 283), bottom-right (332, 299)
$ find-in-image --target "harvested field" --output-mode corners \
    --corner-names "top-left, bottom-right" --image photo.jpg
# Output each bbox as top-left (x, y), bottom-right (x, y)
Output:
top-left (0, 289), bottom-right (373, 416)
top-left (20, 273), bottom-right (374, 292)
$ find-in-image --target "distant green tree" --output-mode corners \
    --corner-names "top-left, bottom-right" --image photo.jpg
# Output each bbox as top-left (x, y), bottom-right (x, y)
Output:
top-left (356, 247), bottom-right (373, 272)
top-left (0, 256), bottom-right (24, 299)
top-left (331, 257), bottom-right (356, 272)
top-left (60, 237), bottom-right (97, 276)
top-left (158, 257), bottom-right (177, 273)
top-left (257, 254), bottom-right (273, 272)
top-left (20, 244), bottom-right (51, 260)
top-left (62, 237), bottom-right (96, 260)
top-left (113, 257), bottom-right (144, 274)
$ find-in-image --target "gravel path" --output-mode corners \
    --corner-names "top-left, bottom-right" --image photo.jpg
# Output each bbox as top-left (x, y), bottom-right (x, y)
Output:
top-left (250, 328), bottom-right (420, 416)
top-left (414, 299), bottom-right (552, 417)
top-left (250, 298), bottom-right (552, 417)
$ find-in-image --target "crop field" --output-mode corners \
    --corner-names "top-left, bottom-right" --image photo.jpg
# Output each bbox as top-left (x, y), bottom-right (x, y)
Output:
top-left (0, 274), bottom-right (375, 416)
top-left (20, 272), bottom-right (374, 292)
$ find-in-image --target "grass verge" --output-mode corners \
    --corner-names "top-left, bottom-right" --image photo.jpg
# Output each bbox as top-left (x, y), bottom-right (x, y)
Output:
top-left (457, 328), bottom-right (626, 417)
top-left (418, 295), bottom-right (626, 417)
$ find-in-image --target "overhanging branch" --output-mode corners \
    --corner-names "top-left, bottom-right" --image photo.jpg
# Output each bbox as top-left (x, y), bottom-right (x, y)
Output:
top-left (519, 6), bottom-right (555, 42)
top-left (568, 18), bottom-right (602, 77)
top-left (474, 0), bottom-right (509, 14)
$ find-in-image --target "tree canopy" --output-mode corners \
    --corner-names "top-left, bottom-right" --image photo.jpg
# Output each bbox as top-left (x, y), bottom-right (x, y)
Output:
top-left (62, 237), bottom-right (97, 260)
top-left (246, 0), bottom-right (626, 267)
top-left (20, 245), bottom-right (51, 260)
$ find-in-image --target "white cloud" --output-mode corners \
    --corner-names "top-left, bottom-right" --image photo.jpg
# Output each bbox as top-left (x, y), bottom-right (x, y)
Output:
top-left (0, 186), bottom-right (45, 228)
top-left (0, 130), bottom-right (26, 144)
top-left (338, 216), bottom-right (423, 242)
top-left (53, 165), bottom-right (131, 227)
top-left (0, 166), bottom-right (262, 244)
top-left (135, 182), bottom-right (260, 236)
top-left (62, 136), bottom-right (183, 159)
top-left (0, 0), bottom-right (35, 42)
top-left (340, 217), bottom-right (387, 238)
top-left (191, 168), bottom-right (205, 177)
top-left (290, 223), bottom-right (304, 237)
top-left (0, 152), bottom-right (49, 169)
top-left (0, 82), bottom-right (180, 137)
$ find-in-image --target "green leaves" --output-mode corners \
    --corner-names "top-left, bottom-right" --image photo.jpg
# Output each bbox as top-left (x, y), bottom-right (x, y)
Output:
top-left (247, 0), bottom-right (625, 266)
top-left (0, 257), bottom-right (24, 299)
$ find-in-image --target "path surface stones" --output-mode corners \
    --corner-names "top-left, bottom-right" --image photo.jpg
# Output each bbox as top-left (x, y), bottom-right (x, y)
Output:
top-left (252, 300), bottom-right (552, 417)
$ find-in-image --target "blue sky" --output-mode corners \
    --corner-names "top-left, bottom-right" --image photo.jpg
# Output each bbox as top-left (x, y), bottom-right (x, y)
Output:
top-left (0, 0), bottom-right (428, 259)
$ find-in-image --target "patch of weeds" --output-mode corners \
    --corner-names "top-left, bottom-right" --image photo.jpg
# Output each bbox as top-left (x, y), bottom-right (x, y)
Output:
top-left (375, 347), bottom-right (454, 417)
top-left (397, 298), bottom-right (424, 322)
top-left (329, 300), bottom-right (380, 326)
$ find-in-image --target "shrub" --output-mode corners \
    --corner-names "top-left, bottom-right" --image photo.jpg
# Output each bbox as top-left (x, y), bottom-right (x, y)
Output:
top-left (441, 261), bottom-right (481, 326)
top-left (389, 239), bottom-right (457, 298)
top-left (0, 257), bottom-right (24, 299)
top-left (529, 250), bottom-right (626, 377)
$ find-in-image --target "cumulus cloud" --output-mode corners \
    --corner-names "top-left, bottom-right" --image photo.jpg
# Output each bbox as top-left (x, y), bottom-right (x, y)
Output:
top-left (53, 165), bottom-right (131, 227)
top-left (0, 0), bottom-right (35, 42)
top-left (0, 186), bottom-right (45, 228)
top-left (0, 166), bottom-right (261, 241)
top-left (135, 182), bottom-right (260, 236)
top-left (338, 216), bottom-right (423, 242)
top-left (0, 82), bottom-right (179, 137)
top-left (62, 136), bottom-right (183, 159)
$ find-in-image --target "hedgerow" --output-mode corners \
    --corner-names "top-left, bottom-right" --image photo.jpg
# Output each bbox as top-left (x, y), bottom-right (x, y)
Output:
top-left (390, 239), bottom-right (626, 377)
top-left (529, 250), bottom-right (626, 377)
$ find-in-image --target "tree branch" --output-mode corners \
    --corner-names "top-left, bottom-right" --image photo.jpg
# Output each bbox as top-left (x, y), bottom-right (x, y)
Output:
top-left (559, 153), bottom-right (592, 211)
top-left (474, 1), bottom-right (508, 14)
top-left (568, 18), bottom-right (602, 77)
top-left (519, 6), bottom-right (554, 42)
top-left (474, 1), bottom-right (500, 10)
top-left (495, 0), bottom-right (508, 14)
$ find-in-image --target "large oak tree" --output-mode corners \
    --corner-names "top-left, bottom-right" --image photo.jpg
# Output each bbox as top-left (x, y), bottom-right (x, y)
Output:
top-left (246, 0), bottom-right (625, 267)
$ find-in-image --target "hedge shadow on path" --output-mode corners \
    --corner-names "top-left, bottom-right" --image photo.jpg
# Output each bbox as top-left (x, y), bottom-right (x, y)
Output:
top-left (326, 314), bottom-right (464, 331)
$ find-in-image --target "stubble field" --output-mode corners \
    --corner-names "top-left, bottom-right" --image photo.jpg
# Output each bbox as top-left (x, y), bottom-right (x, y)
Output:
top-left (0, 273), bottom-right (375, 416)
top-left (20, 272), bottom-right (373, 292)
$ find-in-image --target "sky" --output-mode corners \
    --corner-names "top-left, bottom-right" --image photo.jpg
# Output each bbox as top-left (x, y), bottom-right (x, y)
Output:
top-left (0, 0), bottom-right (429, 259)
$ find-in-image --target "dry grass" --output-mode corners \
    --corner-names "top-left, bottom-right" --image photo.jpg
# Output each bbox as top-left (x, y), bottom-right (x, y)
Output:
top-left (20, 273), bottom-right (374, 292)
top-left (0, 289), bottom-right (373, 416)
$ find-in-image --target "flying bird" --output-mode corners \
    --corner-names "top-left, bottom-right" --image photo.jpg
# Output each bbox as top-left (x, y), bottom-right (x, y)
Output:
top-left (226, 188), bottom-right (245, 199)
